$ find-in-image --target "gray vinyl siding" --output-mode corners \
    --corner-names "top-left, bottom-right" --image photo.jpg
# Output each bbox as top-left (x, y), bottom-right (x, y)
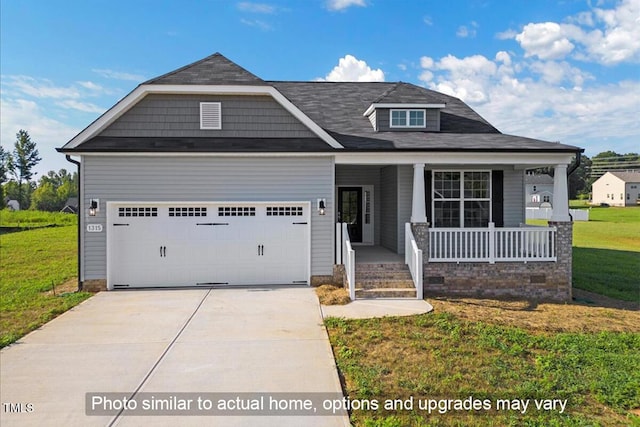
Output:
top-left (376, 108), bottom-right (440, 132)
top-left (503, 168), bottom-right (525, 226)
top-left (380, 166), bottom-right (398, 252)
top-left (335, 165), bottom-right (381, 245)
top-left (397, 165), bottom-right (413, 254)
top-left (81, 155), bottom-right (334, 280)
top-left (100, 94), bottom-right (316, 138)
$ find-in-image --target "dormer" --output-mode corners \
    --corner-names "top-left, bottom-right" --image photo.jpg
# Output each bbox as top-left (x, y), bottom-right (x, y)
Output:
top-left (362, 82), bottom-right (446, 132)
top-left (363, 103), bottom-right (445, 132)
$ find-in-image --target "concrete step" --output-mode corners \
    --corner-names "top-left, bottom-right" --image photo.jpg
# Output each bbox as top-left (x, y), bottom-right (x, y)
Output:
top-left (356, 262), bottom-right (408, 271)
top-left (356, 279), bottom-right (416, 289)
top-left (356, 271), bottom-right (414, 280)
top-left (355, 288), bottom-right (418, 299)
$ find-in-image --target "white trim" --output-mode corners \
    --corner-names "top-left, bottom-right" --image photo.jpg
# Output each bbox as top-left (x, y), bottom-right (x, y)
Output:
top-left (70, 151), bottom-right (575, 166)
top-left (336, 184), bottom-right (374, 245)
top-left (335, 152), bottom-right (575, 166)
top-left (199, 102), bottom-right (222, 129)
top-left (363, 103), bottom-right (446, 116)
top-left (390, 109), bottom-right (426, 128)
top-left (63, 84), bottom-right (343, 150)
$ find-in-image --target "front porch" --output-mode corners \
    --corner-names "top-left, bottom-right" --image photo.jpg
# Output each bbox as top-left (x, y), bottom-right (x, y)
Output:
top-left (333, 160), bottom-right (574, 302)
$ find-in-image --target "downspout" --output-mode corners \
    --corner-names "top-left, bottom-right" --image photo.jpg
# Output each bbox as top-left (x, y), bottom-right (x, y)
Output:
top-left (65, 155), bottom-right (82, 292)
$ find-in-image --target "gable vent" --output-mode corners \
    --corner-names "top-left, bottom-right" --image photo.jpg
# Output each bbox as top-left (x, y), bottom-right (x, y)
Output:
top-left (200, 102), bottom-right (222, 130)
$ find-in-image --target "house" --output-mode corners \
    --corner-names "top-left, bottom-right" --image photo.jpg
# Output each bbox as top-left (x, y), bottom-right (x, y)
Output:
top-left (60, 197), bottom-right (79, 214)
top-left (525, 173), bottom-right (554, 208)
top-left (5, 199), bottom-right (20, 211)
top-left (58, 53), bottom-right (582, 301)
top-left (591, 171), bottom-right (640, 207)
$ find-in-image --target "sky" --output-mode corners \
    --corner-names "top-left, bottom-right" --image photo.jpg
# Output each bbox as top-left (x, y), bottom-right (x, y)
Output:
top-left (1, 0), bottom-right (639, 178)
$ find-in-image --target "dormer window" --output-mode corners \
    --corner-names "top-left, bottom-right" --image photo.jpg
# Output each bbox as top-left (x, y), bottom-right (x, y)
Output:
top-left (390, 109), bottom-right (426, 128)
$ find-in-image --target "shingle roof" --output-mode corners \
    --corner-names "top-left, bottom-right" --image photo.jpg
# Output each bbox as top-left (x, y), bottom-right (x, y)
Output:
top-left (609, 171), bottom-right (640, 182)
top-left (144, 53), bottom-right (265, 86)
top-left (63, 53), bottom-right (583, 154)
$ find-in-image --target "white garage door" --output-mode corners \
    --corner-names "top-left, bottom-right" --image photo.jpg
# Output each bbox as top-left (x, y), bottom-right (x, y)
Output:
top-left (107, 202), bottom-right (310, 289)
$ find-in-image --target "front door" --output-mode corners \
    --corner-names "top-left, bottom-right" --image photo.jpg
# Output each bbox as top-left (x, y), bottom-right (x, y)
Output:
top-left (338, 187), bottom-right (362, 243)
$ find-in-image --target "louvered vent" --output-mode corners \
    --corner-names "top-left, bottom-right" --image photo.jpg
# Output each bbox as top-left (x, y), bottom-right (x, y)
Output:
top-left (200, 102), bottom-right (222, 129)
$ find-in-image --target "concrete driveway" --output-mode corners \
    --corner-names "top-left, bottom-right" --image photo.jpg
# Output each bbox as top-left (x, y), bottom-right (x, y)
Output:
top-left (0, 288), bottom-right (349, 427)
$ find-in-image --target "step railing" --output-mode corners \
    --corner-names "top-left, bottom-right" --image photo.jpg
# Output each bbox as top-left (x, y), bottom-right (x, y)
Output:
top-left (404, 223), bottom-right (423, 299)
top-left (336, 222), bottom-right (356, 300)
top-left (429, 222), bottom-right (557, 263)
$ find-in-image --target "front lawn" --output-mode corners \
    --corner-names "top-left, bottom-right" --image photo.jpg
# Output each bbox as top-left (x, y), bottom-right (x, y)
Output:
top-left (0, 211), bottom-right (91, 348)
top-left (326, 299), bottom-right (640, 426)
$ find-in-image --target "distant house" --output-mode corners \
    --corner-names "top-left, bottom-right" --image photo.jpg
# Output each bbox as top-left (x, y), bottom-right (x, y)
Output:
top-left (5, 199), bottom-right (20, 211)
top-left (525, 173), bottom-right (554, 208)
top-left (592, 171), bottom-right (640, 206)
top-left (60, 197), bottom-right (79, 214)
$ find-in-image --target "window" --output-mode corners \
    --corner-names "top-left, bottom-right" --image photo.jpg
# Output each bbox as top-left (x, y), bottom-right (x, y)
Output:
top-left (169, 207), bottom-right (207, 217)
top-left (218, 206), bottom-right (255, 216)
top-left (433, 171), bottom-right (491, 228)
top-left (118, 207), bottom-right (158, 217)
top-left (390, 109), bottom-right (425, 128)
top-left (266, 206), bottom-right (303, 216)
top-left (543, 195), bottom-right (550, 203)
top-left (200, 102), bottom-right (221, 129)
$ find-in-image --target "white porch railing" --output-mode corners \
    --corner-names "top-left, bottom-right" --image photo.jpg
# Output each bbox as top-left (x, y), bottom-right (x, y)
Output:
top-left (405, 223), bottom-right (423, 299)
top-left (336, 222), bottom-right (356, 300)
top-left (429, 222), bottom-right (557, 263)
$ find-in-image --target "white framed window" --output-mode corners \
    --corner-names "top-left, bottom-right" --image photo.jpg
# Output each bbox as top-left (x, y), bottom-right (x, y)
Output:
top-left (432, 171), bottom-right (491, 228)
top-left (390, 109), bottom-right (425, 128)
top-left (200, 102), bottom-right (222, 130)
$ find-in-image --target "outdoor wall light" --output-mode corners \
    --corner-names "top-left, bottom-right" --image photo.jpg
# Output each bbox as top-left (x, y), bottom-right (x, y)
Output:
top-left (318, 199), bottom-right (326, 215)
top-left (89, 199), bottom-right (99, 216)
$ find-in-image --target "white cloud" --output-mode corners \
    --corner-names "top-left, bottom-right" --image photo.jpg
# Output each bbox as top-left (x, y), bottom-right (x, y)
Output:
top-left (237, 2), bottom-right (276, 13)
top-left (326, 0), bottom-right (366, 11)
top-left (320, 55), bottom-right (385, 82)
top-left (417, 52), bottom-right (640, 155)
top-left (55, 99), bottom-right (105, 114)
top-left (2, 75), bottom-right (81, 99)
top-left (0, 98), bottom-right (81, 176)
top-left (92, 68), bottom-right (146, 82)
top-left (510, 0), bottom-right (640, 65)
top-left (423, 16), bottom-right (433, 26)
top-left (240, 18), bottom-right (272, 30)
top-left (516, 22), bottom-right (575, 60)
top-left (457, 21), bottom-right (478, 38)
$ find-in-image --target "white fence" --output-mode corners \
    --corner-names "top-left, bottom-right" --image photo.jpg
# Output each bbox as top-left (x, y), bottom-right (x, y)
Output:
top-left (526, 207), bottom-right (589, 221)
top-left (429, 223), bottom-right (557, 263)
top-left (404, 223), bottom-right (423, 299)
top-left (336, 223), bottom-right (356, 300)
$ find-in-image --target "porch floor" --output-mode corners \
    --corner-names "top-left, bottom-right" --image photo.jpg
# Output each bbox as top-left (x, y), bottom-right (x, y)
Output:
top-left (354, 245), bottom-right (404, 263)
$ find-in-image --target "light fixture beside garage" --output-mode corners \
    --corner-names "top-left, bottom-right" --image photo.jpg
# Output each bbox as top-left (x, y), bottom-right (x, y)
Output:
top-left (317, 199), bottom-right (326, 215)
top-left (89, 199), bottom-right (99, 216)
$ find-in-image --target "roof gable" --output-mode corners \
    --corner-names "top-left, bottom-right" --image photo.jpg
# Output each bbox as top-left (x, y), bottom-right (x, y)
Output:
top-left (609, 171), bottom-right (640, 183)
top-left (144, 53), bottom-right (265, 86)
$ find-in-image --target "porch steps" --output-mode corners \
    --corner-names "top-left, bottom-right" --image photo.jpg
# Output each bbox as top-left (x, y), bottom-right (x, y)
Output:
top-left (355, 262), bottom-right (417, 299)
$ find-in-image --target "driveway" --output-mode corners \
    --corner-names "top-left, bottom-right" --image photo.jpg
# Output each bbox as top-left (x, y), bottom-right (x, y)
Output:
top-left (0, 288), bottom-right (349, 427)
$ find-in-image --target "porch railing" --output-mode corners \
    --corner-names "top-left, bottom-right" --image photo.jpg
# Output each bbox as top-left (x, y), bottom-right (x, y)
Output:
top-left (429, 222), bottom-right (557, 263)
top-left (405, 223), bottom-right (423, 299)
top-left (336, 222), bottom-right (356, 300)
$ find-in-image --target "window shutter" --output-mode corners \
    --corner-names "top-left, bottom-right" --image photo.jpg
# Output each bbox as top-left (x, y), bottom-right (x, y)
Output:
top-left (424, 170), bottom-right (432, 224)
top-left (200, 102), bottom-right (221, 129)
top-left (492, 170), bottom-right (504, 227)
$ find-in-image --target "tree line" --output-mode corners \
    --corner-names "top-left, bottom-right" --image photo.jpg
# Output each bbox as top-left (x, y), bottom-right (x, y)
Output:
top-left (1, 130), bottom-right (78, 211)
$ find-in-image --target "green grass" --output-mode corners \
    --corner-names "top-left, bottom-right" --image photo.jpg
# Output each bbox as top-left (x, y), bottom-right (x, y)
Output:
top-left (0, 211), bottom-right (91, 348)
top-left (0, 209), bottom-right (78, 228)
top-left (326, 314), bottom-right (640, 426)
top-left (531, 206), bottom-right (640, 302)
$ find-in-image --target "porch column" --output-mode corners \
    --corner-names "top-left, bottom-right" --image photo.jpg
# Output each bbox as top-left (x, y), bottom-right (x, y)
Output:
top-left (550, 164), bottom-right (571, 222)
top-left (411, 163), bottom-right (427, 223)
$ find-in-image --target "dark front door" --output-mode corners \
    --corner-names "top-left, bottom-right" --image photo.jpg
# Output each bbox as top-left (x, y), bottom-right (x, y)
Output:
top-left (338, 187), bottom-right (362, 243)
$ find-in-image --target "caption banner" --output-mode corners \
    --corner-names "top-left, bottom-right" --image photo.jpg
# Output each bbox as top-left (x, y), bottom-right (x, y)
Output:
top-left (86, 393), bottom-right (568, 416)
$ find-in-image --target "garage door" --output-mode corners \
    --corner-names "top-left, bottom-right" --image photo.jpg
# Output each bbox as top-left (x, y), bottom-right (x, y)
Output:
top-left (107, 202), bottom-right (310, 289)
